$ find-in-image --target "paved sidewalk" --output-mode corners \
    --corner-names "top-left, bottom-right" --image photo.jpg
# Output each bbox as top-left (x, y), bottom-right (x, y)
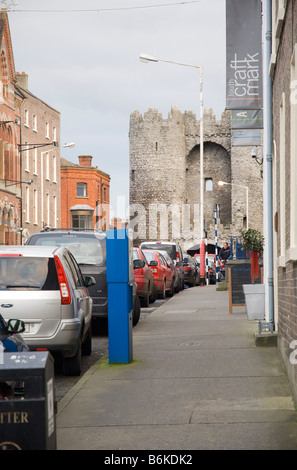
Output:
top-left (56, 285), bottom-right (297, 450)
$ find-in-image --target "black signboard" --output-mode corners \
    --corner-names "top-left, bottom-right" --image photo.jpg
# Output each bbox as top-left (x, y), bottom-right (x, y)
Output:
top-left (229, 263), bottom-right (263, 313)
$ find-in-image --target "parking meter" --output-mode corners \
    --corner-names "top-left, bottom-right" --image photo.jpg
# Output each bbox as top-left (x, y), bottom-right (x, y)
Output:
top-left (106, 228), bottom-right (133, 363)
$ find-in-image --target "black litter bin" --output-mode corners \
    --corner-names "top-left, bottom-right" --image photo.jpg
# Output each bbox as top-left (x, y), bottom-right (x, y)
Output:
top-left (0, 351), bottom-right (56, 450)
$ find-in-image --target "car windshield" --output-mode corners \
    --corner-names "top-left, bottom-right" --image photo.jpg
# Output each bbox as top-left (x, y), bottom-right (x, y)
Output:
top-left (0, 257), bottom-right (59, 290)
top-left (143, 251), bottom-right (155, 262)
top-left (141, 244), bottom-right (176, 259)
top-left (29, 234), bottom-right (106, 266)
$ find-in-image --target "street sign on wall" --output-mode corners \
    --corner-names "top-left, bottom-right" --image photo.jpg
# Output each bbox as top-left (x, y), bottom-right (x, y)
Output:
top-left (226, 0), bottom-right (263, 110)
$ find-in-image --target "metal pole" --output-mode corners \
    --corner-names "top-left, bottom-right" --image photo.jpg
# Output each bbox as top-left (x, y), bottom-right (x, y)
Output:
top-left (139, 54), bottom-right (204, 244)
top-left (200, 68), bottom-right (204, 242)
top-left (263, 0), bottom-right (274, 330)
top-left (246, 186), bottom-right (249, 229)
top-left (214, 209), bottom-right (218, 283)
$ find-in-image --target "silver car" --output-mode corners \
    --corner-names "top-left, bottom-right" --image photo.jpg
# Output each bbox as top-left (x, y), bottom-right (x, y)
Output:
top-left (0, 245), bottom-right (95, 376)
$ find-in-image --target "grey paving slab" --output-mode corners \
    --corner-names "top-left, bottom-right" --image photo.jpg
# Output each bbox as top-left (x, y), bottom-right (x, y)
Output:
top-left (57, 285), bottom-right (297, 450)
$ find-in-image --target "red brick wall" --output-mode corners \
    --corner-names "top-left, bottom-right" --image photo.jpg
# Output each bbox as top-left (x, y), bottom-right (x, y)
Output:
top-left (61, 163), bottom-right (110, 230)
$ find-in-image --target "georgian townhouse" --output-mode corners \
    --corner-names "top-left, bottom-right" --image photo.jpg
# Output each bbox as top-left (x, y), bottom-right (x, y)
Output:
top-left (16, 72), bottom-right (61, 241)
top-left (0, 11), bottom-right (23, 245)
top-left (270, 0), bottom-right (297, 400)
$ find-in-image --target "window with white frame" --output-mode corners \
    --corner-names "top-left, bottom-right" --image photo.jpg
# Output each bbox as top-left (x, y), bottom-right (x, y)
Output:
top-left (24, 142), bottom-right (29, 172)
top-left (33, 148), bottom-right (38, 174)
top-left (53, 195), bottom-right (57, 228)
top-left (33, 189), bottom-right (38, 225)
top-left (46, 122), bottom-right (49, 138)
top-left (33, 115), bottom-right (37, 132)
top-left (46, 193), bottom-right (50, 226)
top-left (279, 92), bottom-right (286, 265)
top-left (53, 126), bottom-right (56, 142)
top-left (53, 155), bottom-right (57, 182)
top-left (45, 152), bottom-right (49, 180)
top-left (24, 109), bottom-right (29, 127)
top-left (290, 44), bottom-right (297, 258)
top-left (77, 182), bottom-right (87, 197)
top-left (25, 186), bottom-right (30, 222)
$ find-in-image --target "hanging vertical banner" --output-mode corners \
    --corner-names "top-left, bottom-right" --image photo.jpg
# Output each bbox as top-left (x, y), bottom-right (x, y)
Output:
top-left (226, 0), bottom-right (263, 110)
top-left (232, 110), bottom-right (263, 129)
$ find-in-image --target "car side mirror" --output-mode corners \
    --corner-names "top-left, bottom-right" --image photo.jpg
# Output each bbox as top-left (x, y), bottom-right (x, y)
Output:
top-left (7, 319), bottom-right (26, 334)
top-left (133, 259), bottom-right (145, 269)
top-left (84, 275), bottom-right (96, 287)
top-left (149, 261), bottom-right (158, 267)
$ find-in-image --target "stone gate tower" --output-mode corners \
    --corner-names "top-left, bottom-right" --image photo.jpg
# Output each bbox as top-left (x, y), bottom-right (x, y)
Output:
top-left (129, 106), bottom-right (263, 252)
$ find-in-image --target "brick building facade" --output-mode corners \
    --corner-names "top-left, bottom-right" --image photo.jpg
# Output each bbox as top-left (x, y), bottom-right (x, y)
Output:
top-left (0, 11), bottom-right (22, 245)
top-left (16, 72), bottom-right (61, 240)
top-left (129, 106), bottom-right (263, 251)
top-left (271, 0), bottom-right (297, 401)
top-left (61, 155), bottom-right (110, 230)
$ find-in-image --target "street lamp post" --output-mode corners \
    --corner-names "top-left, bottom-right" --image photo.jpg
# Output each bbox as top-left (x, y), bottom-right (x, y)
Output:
top-left (218, 180), bottom-right (249, 229)
top-left (139, 53), bottom-right (204, 240)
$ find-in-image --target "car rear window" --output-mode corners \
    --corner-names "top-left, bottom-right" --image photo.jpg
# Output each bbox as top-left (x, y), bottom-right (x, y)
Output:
top-left (141, 243), bottom-right (176, 259)
top-left (28, 234), bottom-right (106, 266)
top-left (0, 257), bottom-right (59, 291)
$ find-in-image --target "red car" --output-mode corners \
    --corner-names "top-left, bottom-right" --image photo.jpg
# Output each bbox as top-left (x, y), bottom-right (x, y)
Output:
top-left (133, 247), bottom-right (156, 307)
top-left (143, 249), bottom-right (174, 299)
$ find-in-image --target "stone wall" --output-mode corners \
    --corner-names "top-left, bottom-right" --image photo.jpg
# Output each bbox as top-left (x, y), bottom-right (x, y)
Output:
top-left (129, 106), bottom-right (263, 252)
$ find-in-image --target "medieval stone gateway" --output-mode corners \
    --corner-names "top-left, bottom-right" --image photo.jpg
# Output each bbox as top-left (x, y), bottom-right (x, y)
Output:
top-left (129, 106), bottom-right (263, 253)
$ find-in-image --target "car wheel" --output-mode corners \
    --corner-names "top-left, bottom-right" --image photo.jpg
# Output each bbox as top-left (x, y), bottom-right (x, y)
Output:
top-left (133, 295), bottom-right (141, 326)
top-left (188, 275), bottom-right (195, 287)
top-left (63, 338), bottom-right (82, 376)
top-left (140, 289), bottom-right (150, 308)
top-left (150, 282), bottom-right (157, 303)
top-left (174, 278), bottom-right (180, 293)
top-left (82, 326), bottom-right (92, 356)
top-left (158, 280), bottom-right (166, 299)
top-left (166, 280), bottom-right (174, 297)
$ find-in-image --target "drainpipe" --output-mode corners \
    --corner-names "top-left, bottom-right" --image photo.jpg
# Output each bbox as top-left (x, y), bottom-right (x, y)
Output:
top-left (263, 0), bottom-right (274, 331)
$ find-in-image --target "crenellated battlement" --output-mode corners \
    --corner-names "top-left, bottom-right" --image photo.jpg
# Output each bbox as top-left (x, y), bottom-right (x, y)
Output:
top-left (129, 106), bottom-right (263, 251)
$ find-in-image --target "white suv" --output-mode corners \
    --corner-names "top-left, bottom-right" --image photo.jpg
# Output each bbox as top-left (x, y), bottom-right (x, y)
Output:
top-left (0, 245), bottom-right (95, 376)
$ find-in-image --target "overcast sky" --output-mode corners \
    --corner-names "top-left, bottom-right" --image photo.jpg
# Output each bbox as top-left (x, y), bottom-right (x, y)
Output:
top-left (7, 0), bottom-right (226, 219)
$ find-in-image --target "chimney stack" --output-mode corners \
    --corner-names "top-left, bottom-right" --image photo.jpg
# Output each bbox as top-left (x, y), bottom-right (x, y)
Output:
top-left (16, 72), bottom-right (28, 90)
top-left (78, 155), bottom-right (93, 167)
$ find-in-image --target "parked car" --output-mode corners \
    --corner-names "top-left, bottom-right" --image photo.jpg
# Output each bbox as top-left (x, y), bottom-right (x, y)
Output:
top-left (26, 229), bottom-right (140, 326)
top-left (0, 314), bottom-right (29, 353)
top-left (194, 254), bottom-right (217, 284)
top-left (133, 247), bottom-right (157, 307)
top-left (193, 257), bottom-right (201, 286)
top-left (183, 254), bottom-right (200, 287)
top-left (140, 241), bottom-right (184, 292)
top-left (156, 249), bottom-right (179, 290)
top-left (26, 229), bottom-right (107, 318)
top-left (207, 260), bottom-right (217, 284)
top-left (143, 249), bottom-right (174, 298)
top-left (0, 245), bottom-right (95, 376)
